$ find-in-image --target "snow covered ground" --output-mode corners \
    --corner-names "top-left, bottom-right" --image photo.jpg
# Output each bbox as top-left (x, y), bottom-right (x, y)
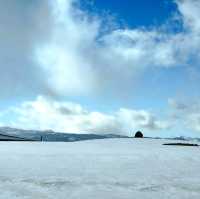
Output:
top-left (0, 138), bottom-right (200, 199)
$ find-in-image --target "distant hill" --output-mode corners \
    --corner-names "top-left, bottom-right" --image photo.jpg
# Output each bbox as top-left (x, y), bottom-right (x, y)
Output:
top-left (1, 127), bottom-right (200, 142)
top-left (0, 127), bottom-right (129, 142)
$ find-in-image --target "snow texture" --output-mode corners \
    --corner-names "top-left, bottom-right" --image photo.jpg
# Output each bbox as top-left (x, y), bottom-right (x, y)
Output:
top-left (0, 138), bottom-right (200, 199)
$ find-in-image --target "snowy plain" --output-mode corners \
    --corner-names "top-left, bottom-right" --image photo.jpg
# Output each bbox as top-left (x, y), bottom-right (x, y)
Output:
top-left (0, 138), bottom-right (200, 199)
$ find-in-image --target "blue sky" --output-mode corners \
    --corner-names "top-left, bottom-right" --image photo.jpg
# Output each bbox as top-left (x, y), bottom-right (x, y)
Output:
top-left (81, 0), bottom-right (178, 28)
top-left (0, 0), bottom-right (200, 137)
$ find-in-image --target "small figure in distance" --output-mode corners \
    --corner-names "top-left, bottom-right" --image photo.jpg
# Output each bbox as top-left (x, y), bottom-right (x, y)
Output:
top-left (134, 131), bottom-right (143, 138)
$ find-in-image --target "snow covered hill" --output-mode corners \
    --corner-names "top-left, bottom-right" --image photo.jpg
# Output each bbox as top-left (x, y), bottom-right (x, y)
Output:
top-left (0, 138), bottom-right (200, 199)
top-left (0, 127), bottom-right (128, 142)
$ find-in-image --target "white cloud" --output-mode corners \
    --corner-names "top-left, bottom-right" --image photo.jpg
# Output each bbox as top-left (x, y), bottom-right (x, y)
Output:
top-left (0, 0), bottom-right (200, 98)
top-left (176, 0), bottom-right (200, 32)
top-left (0, 0), bottom-right (53, 97)
top-left (0, 96), bottom-right (170, 135)
top-left (1, 0), bottom-right (200, 135)
top-left (34, 0), bottom-right (200, 97)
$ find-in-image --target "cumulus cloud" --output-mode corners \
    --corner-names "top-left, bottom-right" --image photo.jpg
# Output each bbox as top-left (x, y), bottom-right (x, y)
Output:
top-left (34, 0), bottom-right (200, 97)
top-left (176, 0), bottom-right (200, 32)
top-left (0, 96), bottom-right (170, 134)
top-left (35, 1), bottom-right (179, 97)
top-left (0, 0), bottom-right (53, 97)
top-left (1, 0), bottom-right (200, 98)
top-left (1, 0), bottom-right (200, 134)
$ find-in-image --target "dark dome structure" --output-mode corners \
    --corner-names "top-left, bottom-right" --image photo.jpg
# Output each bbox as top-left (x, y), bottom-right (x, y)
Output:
top-left (134, 131), bottom-right (143, 138)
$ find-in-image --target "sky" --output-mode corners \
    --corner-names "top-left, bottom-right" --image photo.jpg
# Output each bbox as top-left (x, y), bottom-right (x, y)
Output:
top-left (0, 0), bottom-right (200, 137)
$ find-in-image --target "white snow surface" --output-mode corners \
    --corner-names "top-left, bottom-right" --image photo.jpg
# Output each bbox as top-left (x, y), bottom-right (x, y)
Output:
top-left (0, 138), bottom-right (200, 199)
